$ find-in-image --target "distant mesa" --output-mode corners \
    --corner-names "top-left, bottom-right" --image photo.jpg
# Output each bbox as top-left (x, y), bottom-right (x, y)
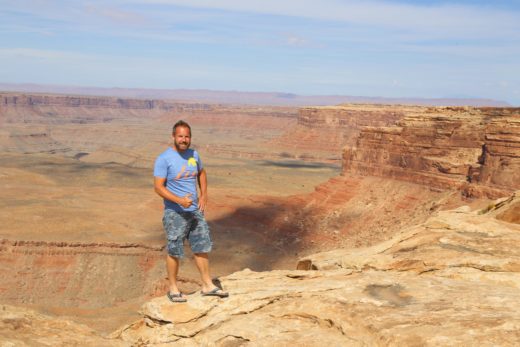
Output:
top-left (276, 92), bottom-right (297, 99)
top-left (0, 82), bottom-right (510, 107)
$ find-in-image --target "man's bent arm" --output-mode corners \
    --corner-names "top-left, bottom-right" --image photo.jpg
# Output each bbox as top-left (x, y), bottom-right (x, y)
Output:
top-left (197, 168), bottom-right (208, 212)
top-left (154, 177), bottom-right (192, 208)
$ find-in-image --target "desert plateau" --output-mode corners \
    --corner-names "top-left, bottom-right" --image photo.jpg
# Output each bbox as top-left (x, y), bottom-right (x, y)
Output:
top-left (1, 92), bottom-right (519, 346)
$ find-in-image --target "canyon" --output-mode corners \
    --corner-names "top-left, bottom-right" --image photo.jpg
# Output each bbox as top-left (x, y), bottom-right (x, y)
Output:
top-left (1, 91), bottom-right (519, 345)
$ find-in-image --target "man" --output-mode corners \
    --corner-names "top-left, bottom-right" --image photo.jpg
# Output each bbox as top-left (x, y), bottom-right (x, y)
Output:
top-left (154, 120), bottom-right (228, 302)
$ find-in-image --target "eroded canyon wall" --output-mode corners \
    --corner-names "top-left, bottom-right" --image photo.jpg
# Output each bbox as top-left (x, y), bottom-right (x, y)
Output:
top-left (341, 106), bottom-right (520, 197)
top-left (274, 105), bottom-right (405, 161)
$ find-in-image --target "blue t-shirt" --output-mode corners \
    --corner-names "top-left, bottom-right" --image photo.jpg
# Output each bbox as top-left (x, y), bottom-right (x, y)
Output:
top-left (153, 148), bottom-right (203, 212)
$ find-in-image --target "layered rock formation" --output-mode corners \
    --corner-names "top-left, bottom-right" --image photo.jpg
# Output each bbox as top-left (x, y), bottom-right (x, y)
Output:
top-left (273, 104), bottom-right (407, 161)
top-left (0, 240), bottom-right (167, 308)
top-left (343, 106), bottom-right (520, 197)
top-left (109, 192), bottom-right (520, 346)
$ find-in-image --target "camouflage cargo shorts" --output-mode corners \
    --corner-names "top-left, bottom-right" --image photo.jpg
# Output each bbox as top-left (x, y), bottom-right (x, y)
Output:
top-left (162, 209), bottom-right (213, 258)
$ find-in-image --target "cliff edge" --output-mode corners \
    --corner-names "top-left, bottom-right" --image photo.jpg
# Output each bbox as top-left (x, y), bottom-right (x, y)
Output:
top-left (108, 192), bottom-right (520, 346)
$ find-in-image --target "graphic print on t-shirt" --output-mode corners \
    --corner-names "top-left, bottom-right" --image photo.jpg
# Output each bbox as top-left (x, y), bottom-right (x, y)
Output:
top-left (175, 157), bottom-right (199, 180)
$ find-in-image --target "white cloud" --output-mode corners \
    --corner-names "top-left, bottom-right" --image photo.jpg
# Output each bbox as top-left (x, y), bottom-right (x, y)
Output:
top-left (285, 35), bottom-right (308, 47)
top-left (0, 48), bottom-right (92, 60)
top-left (84, 4), bottom-right (147, 26)
top-left (135, 0), bottom-right (520, 39)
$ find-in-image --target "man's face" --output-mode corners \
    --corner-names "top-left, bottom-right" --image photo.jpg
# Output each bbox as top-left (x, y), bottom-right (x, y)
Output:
top-left (173, 126), bottom-right (191, 152)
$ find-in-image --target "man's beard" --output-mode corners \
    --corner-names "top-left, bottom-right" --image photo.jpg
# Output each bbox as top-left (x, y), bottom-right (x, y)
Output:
top-left (174, 141), bottom-right (190, 151)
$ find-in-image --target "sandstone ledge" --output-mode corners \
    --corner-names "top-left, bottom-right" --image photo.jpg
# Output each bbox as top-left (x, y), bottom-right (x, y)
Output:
top-left (0, 304), bottom-right (124, 346)
top-left (112, 192), bottom-right (520, 346)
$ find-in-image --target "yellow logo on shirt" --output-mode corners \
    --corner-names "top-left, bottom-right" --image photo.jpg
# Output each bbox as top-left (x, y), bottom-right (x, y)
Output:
top-left (188, 157), bottom-right (197, 167)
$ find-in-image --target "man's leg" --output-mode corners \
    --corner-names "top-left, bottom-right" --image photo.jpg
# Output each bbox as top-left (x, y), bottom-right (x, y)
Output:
top-left (163, 209), bottom-right (188, 298)
top-left (166, 254), bottom-right (181, 294)
top-left (190, 211), bottom-right (227, 296)
top-left (193, 253), bottom-right (214, 292)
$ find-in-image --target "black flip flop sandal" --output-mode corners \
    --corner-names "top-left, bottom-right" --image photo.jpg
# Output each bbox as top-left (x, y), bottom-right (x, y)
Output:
top-left (201, 287), bottom-right (229, 298)
top-left (167, 291), bottom-right (187, 302)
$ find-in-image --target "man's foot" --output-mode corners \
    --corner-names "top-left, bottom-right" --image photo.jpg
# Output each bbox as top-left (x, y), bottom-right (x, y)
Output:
top-left (167, 291), bottom-right (187, 303)
top-left (201, 287), bottom-right (229, 298)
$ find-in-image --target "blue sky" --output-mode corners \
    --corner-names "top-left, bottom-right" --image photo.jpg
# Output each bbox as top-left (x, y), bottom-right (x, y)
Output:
top-left (1, 0), bottom-right (519, 104)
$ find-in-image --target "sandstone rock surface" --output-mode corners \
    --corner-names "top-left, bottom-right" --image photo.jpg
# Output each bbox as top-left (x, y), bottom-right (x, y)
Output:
top-left (112, 192), bottom-right (520, 346)
top-left (0, 304), bottom-right (124, 346)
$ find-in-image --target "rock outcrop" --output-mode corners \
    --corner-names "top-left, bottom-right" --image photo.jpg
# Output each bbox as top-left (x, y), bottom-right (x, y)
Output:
top-left (343, 106), bottom-right (520, 197)
top-left (110, 192), bottom-right (520, 346)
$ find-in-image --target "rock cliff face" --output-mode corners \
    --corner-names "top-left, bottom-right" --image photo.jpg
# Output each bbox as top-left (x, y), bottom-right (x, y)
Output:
top-left (342, 106), bottom-right (520, 197)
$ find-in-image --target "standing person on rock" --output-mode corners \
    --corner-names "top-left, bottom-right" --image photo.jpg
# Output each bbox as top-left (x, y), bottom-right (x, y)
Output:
top-left (154, 120), bottom-right (228, 302)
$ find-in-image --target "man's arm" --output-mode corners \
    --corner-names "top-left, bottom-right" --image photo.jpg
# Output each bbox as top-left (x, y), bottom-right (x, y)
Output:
top-left (197, 168), bottom-right (208, 212)
top-left (154, 177), bottom-right (192, 208)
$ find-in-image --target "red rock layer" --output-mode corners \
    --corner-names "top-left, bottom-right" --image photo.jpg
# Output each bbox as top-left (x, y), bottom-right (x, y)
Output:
top-left (343, 106), bottom-right (520, 197)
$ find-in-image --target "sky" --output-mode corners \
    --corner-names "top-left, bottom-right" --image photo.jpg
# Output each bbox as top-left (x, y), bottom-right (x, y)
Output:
top-left (0, 0), bottom-right (519, 104)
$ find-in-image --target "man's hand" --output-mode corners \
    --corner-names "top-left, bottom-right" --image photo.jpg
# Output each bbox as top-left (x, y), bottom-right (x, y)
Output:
top-left (180, 193), bottom-right (193, 208)
top-left (154, 177), bottom-right (194, 209)
top-left (198, 194), bottom-right (208, 212)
